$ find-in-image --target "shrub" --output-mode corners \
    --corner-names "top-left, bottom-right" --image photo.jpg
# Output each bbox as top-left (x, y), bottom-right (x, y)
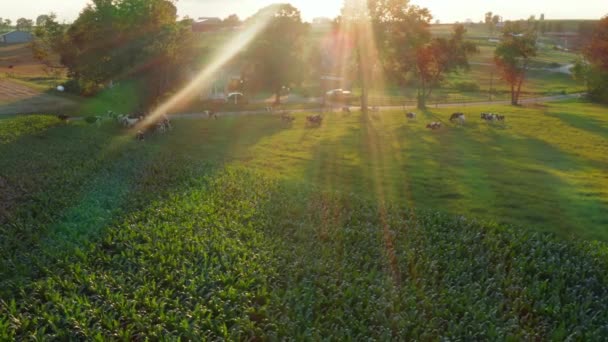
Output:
top-left (84, 115), bottom-right (98, 124)
top-left (453, 81), bottom-right (481, 92)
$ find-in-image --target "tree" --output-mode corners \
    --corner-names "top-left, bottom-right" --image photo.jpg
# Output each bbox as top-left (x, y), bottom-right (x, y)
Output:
top-left (16, 18), bottom-right (34, 31)
top-left (413, 25), bottom-right (478, 108)
top-left (539, 14), bottom-right (546, 34)
top-left (36, 15), bottom-right (52, 27)
top-left (578, 21), bottom-right (599, 50)
top-left (369, 0), bottom-right (476, 108)
top-left (494, 23), bottom-right (537, 105)
top-left (337, 0), bottom-right (375, 112)
top-left (528, 15), bottom-right (539, 32)
top-left (574, 16), bottom-right (608, 103)
top-left (244, 4), bottom-right (308, 105)
top-left (366, 0), bottom-right (433, 109)
top-left (485, 11), bottom-right (494, 34)
top-left (223, 14), bottom-right (241, 27)
top-left (492, 15), bottom-right (501, 27)
top-left (31, 14), bottom-right (66, 76)
top-left (58, 0), bottom-right (194, 101)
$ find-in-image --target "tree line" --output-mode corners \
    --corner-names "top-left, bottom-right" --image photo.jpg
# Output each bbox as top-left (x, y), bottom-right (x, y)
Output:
top-left (29, 0), bottom-right (608, 111)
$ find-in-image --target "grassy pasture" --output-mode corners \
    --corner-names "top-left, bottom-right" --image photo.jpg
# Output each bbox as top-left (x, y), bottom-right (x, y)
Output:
top-left (1, 100), bottom-right (608, 339)
top-left (0, 43), bottom-right (66, 90)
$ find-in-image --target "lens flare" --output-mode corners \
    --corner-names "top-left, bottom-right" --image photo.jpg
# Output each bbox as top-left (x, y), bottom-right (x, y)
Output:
top-left (138, 11), bottom-right (276, 128)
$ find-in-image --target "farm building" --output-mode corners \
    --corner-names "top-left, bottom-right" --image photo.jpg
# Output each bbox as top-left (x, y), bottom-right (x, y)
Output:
top-left (0, 31), bottom-right (33, 44)
top-left (192, 17), bottom-right (223, 33)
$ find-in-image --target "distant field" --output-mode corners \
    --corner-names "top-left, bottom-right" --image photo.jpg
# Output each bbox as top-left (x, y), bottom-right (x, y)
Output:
top-left (0, 43), bottom-right (66, 90)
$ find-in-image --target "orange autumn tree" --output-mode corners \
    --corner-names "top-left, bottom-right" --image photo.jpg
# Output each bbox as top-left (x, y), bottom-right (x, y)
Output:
top-left (574, 16), bottom-right (608, 103)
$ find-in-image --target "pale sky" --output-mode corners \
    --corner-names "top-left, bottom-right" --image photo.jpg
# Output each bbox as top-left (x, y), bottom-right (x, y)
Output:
top-left (1, 0), bottom-right (606, 24)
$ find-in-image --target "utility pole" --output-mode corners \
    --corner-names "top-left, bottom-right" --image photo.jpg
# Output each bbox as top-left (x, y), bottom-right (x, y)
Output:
top-left (489, 70), bottom-right (494, 102)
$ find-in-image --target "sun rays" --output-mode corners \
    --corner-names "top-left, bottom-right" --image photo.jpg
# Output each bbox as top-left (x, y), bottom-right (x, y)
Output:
top-left (138, 10), bottom-right (276, 129)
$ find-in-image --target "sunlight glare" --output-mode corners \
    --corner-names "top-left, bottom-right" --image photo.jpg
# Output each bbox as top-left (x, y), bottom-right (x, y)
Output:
top-left (139, 10), bottom-right (276, 128)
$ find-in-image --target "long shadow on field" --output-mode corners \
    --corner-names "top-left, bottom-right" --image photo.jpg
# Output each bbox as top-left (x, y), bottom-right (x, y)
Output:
top-left (545, 111), bottom-right (608, 138)
top-left (0, 114), bottom-right (286, 294)
top-left (393, 110), bottom-right (608, 240)
top-left (462, 125), bottom-right (606, 239)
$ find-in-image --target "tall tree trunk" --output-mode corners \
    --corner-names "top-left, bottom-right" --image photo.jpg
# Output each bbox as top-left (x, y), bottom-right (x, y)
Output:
top-left (417, 78), bottom-right (427, 109)
top-left (511, 83), bottom-right (516, 105)
top-left (515, 70), bottom-right (526, 105)
top-left (274, 88), bottom-right (281, 105)
top-left (357, 48), bottom-right (368, 113)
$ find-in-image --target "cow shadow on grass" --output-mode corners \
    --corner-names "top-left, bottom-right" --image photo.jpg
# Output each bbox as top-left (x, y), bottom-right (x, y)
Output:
top-left (0, 115), bottom-right (286, 294)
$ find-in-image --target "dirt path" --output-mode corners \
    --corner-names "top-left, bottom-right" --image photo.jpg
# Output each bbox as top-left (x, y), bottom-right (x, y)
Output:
top-left (0, 79), bottom-right (75, 115)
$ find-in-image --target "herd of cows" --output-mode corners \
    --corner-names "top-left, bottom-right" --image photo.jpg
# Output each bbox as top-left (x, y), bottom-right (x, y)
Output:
top-left (422, 111), bottom-right (506, 130)
top-left (56, 106), bottom-right (507, 140)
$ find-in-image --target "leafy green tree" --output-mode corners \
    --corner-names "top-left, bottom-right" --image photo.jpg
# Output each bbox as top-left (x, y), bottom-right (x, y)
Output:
top-left (369, 0), bottom-right (475, 108)
top-left (16, 18), bottom-right (34, 31)
top-left (485, 12), bottom-right (494, 35)
top-left (36, 15), bottom-right (52, 27)
top-left (413, 25), bottom-right (478, 108)
top-left (341, 0), bottom-right (434, 110)
top-left (574, 16), bottom-right (608, 103)
top-left (223, 14), bottom-right (241, 27)
top-left (59, 0), bottom-right (194, 102)
top-left (244, 4), bottom-right (308, 104)
top-left (31, 14), bottom-right (66, 76)
top-left (494, 23), bottom-right (537, 105)
top-left (492, 15), bottom-right (501, 28)
top-left (336, 0), bottom-right (374, 112)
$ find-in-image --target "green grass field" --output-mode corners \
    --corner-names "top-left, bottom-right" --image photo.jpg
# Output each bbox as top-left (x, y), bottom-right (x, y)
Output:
top-left (1, 99), bottom-right (608, 339)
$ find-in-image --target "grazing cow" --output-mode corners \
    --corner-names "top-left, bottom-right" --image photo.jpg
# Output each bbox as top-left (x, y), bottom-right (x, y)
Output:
top-left (342, 107), bottom-right (351, 113)
top-left (280, 111), bottom-right (295, 123)
top-left (57, 114), bottom-right (70, 122)
top-left (163, 115), bottom-right (172, 130)
top-left (155, 122), bottom-right (167, 134)
top-left (136, 130), bottom-right (145, 141)
top-left (154, 115), bottom-right (172, 134)
top-left (204, 110), bottom-right (218, 119)
top-left (118, 115), bottom-right (140, 128)
top-left (406, 112), bottom-right (416, 119)
top-left (450, 112), bottom-right (466, 125)
top-left (450, 112), bottom-right (465, 121)
top-left (306, 115), bottom-right (323, 125)
top-left (8, 65), bottom-right (13, 69)
top-left (126, 117), bottom-right (140, 128)
top-left (426, 122), bottom-right (442, 130)
top-left (481, 113), bottom-right (504, 122)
